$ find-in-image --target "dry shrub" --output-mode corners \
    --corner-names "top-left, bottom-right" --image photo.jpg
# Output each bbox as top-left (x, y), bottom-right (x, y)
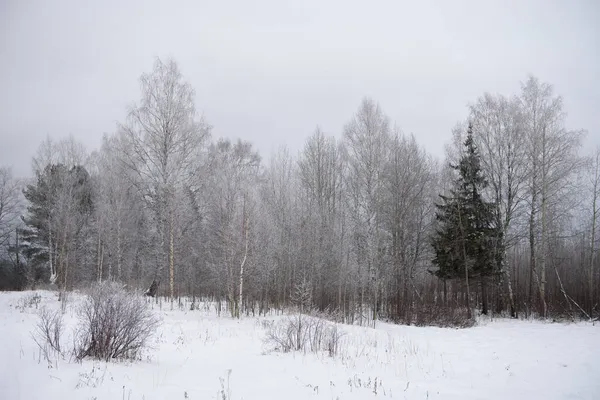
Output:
top-left (32, 306), bottom-right (64, 360)
top-left (264, 311), bottom-right (345, 357)
top-left (413, 304), bottom-right (475, 328)
top-left (16, 292), bottom-right (41, 312)
top-left (74, 282), bottom-right (161, 361)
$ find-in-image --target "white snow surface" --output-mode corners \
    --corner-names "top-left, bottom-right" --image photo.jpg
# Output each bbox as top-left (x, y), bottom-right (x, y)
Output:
top-left (0, 290), bottom-right (598, 400)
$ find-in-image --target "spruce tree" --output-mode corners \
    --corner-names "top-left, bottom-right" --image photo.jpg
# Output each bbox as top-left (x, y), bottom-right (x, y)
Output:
top-left (20, 163), bottom-right (94, 287)
top-left (431, 123), bottom-right (501, 315)
top-left (19, 164), bottom-right (65, 284)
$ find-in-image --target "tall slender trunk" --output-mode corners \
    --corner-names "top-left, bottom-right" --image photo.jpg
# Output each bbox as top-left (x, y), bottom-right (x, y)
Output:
top-left (15, 229), bottom-right (19, 266)
top-left (337, 260), bottom-right (343, 311)
top-left (502, 255), bottom-right (516, 317)
top-left (48, 224), bottom-right (55, 284)
top-left (371, 218), bottom-right (379, 328)
top-left (539, 130), bottom-right (548, 318)
top-left (338, 208), bottom-right (345, 311)
top-left (169, 213), bottom-right (175, 301)
top-left (60, 228), bottom-right (68, 290)
top-left (588, 153), bottom-right (600, 318)
top-left (97, 235), bottom-right (103, 283)
top-left (360, 283), bottom-right (365, 326)
top-left (481, 278), bottom-right (488, 315)
top-left (396, 268), bottom-right (402, 320)
top-left (227, 247), bottom-right (235, 317)
top-left (402, 265), bottom-right (409, 320)
top-left (457, 204), bottom-right (471, 319)
top-left (117, 219), bottom-right (122, 281)
top-left (108, 255), bottom-right (112, 281)
top-left (443, 279), bottom-right (447, 306)
top-left (588, 222), bottom-right (596, 318)
top-left (237, 196), bottom-right (249, 319)
top-left (96, 234), bottom-right (101, 282)
top-left (237, 239), bottom-right (248, 319)
top-left (497, 199), bottom-right (516, 317)
top-left (539, 203), bottom-right (547, 318)
top-left (529, 166), bottom-right (537, 316)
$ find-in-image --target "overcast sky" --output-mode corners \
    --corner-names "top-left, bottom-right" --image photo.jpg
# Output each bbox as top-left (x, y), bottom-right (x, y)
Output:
top-left (1, 0), bottom-right (599, 177)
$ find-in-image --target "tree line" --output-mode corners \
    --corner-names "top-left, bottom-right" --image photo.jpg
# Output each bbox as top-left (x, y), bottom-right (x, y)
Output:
top-left (0, 58), bottom-right (598, 323)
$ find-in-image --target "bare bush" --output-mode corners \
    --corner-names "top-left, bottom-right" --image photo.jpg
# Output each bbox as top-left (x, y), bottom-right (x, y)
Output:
top-left (264, 313), bottom-right (308, 353)
top-left (413, 305), bottom-right (475, 328)
top-left (263, 312), bottom-right (345, 357)
top-left (31, 306), bottom-right (64, 361)
top-left (16, 292), bottom-right (41, 312)
top-left (325, 323), bottom-right (343, 357)
top-left (74, 282), bottom-right (161, 361)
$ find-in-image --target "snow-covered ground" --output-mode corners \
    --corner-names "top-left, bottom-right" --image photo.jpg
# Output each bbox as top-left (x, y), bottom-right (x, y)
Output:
top-left (0, 290), bottom-right (598, 400)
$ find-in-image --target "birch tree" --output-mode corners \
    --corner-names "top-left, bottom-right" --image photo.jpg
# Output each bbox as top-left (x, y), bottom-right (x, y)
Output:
top-left (0, 167), bottom-right (21, 249)
top-left (118, 57), bottom-right (210, 300)
top-left (470, 93), bottom-right (527, 317)
top-left (92, 135), bottom-right (145, 284)
top-left (260, 147), bottom-right (299, 309)
top-left (382, 130), bottom-right (434, 321)
top-left (520, 76), bottom-right (585, 317)
top-left (298, 128), bottom-right (346, 310)
top-left (589, 147), bottom-right (600, 318)
top-left (343, 98), bottom-right (390, 326)
top-left (205, 139), bottom-right (260, 316)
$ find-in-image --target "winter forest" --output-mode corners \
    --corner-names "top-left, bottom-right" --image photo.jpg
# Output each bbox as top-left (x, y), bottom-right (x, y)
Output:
top-left (1, 57), bottom-right (599, 325)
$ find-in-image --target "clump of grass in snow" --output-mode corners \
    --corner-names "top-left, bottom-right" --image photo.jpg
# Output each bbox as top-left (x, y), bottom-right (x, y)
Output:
top-left (218, 369), bottom-right (232, 400)
top-left (16, 292), bottom-right (41, 312)
top-left (263, 311), bottom-right (345, 357)
top-left (31, 306), bottom-right (64, 365)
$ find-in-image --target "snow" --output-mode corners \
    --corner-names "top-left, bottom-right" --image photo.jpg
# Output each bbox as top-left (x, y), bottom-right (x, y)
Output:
top-left (1, 291), bottom-right (598, 400)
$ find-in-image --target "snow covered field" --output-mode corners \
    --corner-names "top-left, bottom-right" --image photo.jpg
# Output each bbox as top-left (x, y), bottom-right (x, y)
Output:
top-left (0, 290), bottom-right (598, 400)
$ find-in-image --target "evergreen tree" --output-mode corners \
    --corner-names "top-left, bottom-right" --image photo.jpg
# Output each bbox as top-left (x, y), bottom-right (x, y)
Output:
top-left (431, 123), bottom-right (501, 315)
top-left (19, 164), bottom-right (63, 284)
top-left (20, 163), bottom-right (95, 288)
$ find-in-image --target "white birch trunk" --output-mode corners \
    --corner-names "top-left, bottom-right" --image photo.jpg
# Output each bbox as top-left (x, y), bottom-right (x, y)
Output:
top-left (169, 212), bottom-right (175, 301)
top-left (237, 197), bottom-right (249, 319)
top-left (590, 149), bottom-right (599, 318)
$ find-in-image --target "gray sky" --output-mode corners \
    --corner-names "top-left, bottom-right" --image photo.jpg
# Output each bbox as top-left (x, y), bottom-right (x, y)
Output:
top-left (1, 0), bottom-right (599, 177)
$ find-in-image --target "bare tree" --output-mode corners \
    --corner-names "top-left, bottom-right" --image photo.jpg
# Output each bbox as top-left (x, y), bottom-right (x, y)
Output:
top-left (260, 146), bottom-right (299, 309)
top-left (118, 57), bottom-right (210, 300)
top-left (589, 147), bottom-right (600, 318)
top-left (0, 167), bottom-right (21, 249)
top-left (470, 93), bottom-right (527, 317)
top-left (91, 135), bottom-right (144, 284)
top-left (237, 194), bottom-right (250, 318)
top-left (297, 128), bottom-right (346, 311)
top-left (520, 76), bottom-right (585, 317)
top-left (31, 136), bottom-right (88, 178)
top-left (343, 98), bottom-right (390, 327)
top-left (205, 139), bottom-right (260, 316)
top-left (381, 130), bottom-right (434, 322)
